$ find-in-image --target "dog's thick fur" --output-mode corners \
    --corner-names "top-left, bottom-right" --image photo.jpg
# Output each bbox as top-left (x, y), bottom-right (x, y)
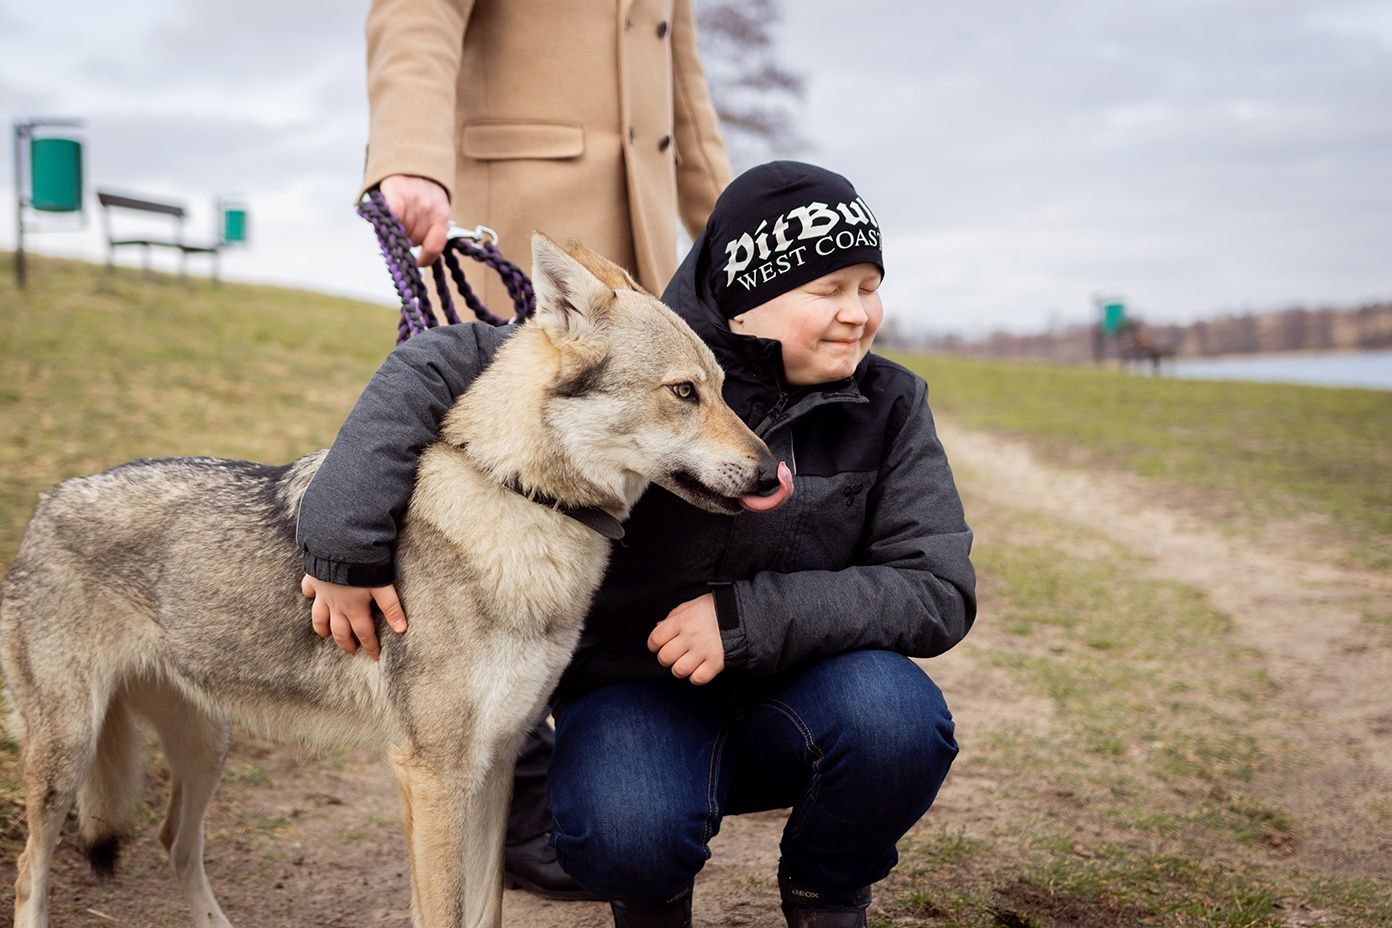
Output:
top-left (1, 235), bottom-right (780, 928)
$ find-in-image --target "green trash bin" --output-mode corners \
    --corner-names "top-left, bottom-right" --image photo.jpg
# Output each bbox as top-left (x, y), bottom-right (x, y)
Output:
top-left (1102, 301), bottom-right (1126, 335)
top-left (222, 206), bottom-right (248, 245)
top-left (29, 137), bottom-right (84, 213)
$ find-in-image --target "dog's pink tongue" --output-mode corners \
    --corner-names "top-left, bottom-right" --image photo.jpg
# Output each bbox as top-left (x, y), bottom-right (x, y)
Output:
top-left (739, 461), bottom-right (793, 512)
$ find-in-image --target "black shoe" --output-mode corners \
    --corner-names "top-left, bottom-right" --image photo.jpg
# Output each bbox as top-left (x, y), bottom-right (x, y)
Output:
top-left (610, 884), bottom-right (694, 928)
top-left (503, 832), bottom-right (599, 901)
top-left (779, 870), bottom-right (870, 928)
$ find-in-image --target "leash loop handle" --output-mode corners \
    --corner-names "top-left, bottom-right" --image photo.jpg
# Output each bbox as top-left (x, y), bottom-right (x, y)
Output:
top-left (357, 189), bottom-right (534, 344)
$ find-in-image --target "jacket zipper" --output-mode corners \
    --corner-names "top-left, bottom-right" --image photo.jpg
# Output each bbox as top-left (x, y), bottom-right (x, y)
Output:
top-left (753, 392), bottom-right (790, 438)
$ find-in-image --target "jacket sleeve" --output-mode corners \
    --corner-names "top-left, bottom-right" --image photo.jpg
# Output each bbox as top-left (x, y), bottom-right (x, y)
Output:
top-left (295, 324), bottom-right (507, 586)
top-left (717, 379), bottom-right (977, 674)
top-left (360, 0), bottom-right (476, 202)
top-left (670, 0), bottom-right (732, 236)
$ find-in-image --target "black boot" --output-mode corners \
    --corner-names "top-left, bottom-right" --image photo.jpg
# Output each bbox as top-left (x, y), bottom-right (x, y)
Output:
top-left (503, 831), bottom-right (598, 901)
top-left (609, 883), bottom-right (694, 928)
top-left (779, 869), bottom-right (871, 928)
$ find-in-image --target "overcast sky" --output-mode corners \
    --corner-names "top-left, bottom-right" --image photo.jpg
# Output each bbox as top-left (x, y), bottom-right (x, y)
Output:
top-left (3, 0), bottom-right (1390, 336)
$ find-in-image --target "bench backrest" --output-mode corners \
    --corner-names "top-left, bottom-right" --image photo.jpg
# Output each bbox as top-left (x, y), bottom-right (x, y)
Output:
top-left (97, 190), bottom-right (186, 219)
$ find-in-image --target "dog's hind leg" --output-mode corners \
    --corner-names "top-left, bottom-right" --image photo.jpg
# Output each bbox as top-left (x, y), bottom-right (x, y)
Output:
top-left (12, 692), bottom-right (105, 928)
top-left (75, 694), bottom-right (145, 877)
top-left (129, 683), bottom-right (233, 928)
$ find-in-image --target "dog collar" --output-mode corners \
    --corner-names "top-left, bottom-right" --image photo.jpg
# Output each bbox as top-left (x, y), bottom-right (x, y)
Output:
top-left (457, 441), bottom-right (626, 541)
top-left (502, 477), bottom-right (625, 541)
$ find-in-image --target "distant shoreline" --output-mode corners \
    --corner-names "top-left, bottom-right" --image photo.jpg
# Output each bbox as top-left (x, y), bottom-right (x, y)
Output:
top-left (1167, 348), bottom-right (1392, 391)
top-left (1175, 346), bottom-right (1389, 360)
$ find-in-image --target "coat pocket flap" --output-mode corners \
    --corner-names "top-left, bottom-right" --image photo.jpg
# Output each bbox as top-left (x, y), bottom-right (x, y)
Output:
top-left (462, 121), bottom-right (585, 161)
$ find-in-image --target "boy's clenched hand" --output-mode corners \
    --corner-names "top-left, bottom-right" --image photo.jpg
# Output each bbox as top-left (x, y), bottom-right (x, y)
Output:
top-left (648, 593), bottom-right (725, 685)
top-left (301, 575), bottom-right (408, 661)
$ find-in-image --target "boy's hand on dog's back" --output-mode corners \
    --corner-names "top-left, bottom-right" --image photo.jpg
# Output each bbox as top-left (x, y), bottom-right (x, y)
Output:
top-left (301, 575), bottom-right (408, 661)
top-left (648, 593), bottom-right (725, 685)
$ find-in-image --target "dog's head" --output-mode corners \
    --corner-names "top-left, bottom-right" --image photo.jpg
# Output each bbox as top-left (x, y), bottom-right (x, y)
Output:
top-left (526, 233), bottom-right (791, 515)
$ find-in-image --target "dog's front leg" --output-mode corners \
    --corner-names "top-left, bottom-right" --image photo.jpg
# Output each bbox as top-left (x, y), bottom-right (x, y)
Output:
top-left (390, 743), bottom-right (516, 928)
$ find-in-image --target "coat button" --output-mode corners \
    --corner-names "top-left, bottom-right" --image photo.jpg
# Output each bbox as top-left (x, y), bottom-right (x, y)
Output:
top-left (624, 16), bottom-right (631, 31)
top-left (628, 126), bottom-right (636, 144)
top-left (658, 135), bottom-right (672, 152)
top-left (657, 21), bottom-right (669, 38)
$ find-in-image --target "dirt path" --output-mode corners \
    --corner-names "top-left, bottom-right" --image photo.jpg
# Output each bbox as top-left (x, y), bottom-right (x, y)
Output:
top-left (7, 420), bottom-right (1389, 927)
top-left (936, 419), bottom-right (1392, 875)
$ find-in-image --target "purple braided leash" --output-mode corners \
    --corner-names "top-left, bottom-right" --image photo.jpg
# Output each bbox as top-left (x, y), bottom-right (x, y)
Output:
top-left (357, 189), bottom-right (534, 343)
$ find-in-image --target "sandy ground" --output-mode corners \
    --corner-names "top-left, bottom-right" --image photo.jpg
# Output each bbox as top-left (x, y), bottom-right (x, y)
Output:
top-left (935, 421), bottom-right (1392, 877)
top-left (4, 418), bottom-right (1389, 927)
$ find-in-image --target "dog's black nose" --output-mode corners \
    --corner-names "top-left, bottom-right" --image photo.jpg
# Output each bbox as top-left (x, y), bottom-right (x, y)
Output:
top-left (754, 462), bottom-right (782, 497)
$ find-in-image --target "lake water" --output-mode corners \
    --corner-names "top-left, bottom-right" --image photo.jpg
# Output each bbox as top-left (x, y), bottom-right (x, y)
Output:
top-left (1168, 350), bottom-right (1392, 391)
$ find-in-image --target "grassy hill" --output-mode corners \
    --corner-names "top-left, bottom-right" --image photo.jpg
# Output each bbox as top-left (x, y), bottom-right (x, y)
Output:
top-left (0, 253), bottom-right (400, 566)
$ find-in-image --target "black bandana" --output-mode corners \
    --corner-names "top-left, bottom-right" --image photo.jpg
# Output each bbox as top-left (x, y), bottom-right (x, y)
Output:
top-left (703, 161), bottom-right (884, 319)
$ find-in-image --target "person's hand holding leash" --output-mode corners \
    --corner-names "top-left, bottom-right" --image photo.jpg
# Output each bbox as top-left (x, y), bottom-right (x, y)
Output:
top-left (649, 593), bottom-right (725, 685)
top-left (380, 174), bottom-right (450, 267)
top-left (302, 575), bottom-right (407, 661)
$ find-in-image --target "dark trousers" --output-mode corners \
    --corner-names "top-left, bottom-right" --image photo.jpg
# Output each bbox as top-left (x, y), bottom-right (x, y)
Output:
top-left (507, 709), bottom-right (556, 846)
top-left (545, 650), bottom-right (959, 899)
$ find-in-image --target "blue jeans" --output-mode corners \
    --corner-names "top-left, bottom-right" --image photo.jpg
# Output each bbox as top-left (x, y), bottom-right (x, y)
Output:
top-left (548, 650), bottom-right (958, 899)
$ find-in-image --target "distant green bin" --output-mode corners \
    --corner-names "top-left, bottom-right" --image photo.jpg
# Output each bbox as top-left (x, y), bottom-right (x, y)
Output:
top-left (1102, 302), bottom-right (1126, 334)
top-left (222, 206), bottom-right (248, 244)
top-left (29, 136), bottom-right (84, 213)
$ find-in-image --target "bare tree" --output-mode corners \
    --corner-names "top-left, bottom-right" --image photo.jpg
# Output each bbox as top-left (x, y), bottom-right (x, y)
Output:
top-left (695, 0), bottom-right (807, 167)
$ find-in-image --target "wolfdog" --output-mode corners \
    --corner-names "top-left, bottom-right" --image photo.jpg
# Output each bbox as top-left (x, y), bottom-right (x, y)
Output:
top-left (1, 234), bottom-right (793, 928)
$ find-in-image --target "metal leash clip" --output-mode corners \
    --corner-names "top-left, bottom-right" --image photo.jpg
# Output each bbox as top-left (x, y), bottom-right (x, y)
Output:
top-left (447, 222), bottom-right (499, 247)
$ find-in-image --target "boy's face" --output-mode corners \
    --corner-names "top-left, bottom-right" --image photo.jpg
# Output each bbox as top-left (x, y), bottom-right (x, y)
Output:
top-left (728, 263), bottom-right (884, 386)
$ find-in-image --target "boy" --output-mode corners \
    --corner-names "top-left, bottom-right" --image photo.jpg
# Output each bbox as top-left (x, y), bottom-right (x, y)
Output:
top-left (298, 161), bottom-right (975, 928)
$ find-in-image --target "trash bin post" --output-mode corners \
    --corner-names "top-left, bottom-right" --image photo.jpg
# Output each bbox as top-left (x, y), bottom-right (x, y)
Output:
top-left (12, 117), bottom-right (85, 289)
top-left (13, 121), bottom-right (26, 289)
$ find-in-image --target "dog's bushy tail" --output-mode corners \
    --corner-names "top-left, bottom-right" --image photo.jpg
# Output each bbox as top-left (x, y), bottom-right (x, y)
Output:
top-left (78, 696), bottom-right (145, 879)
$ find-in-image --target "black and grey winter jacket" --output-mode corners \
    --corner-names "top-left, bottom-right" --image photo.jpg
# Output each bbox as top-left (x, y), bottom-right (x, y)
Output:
top-left (296, 237), bottom-right (976, 701)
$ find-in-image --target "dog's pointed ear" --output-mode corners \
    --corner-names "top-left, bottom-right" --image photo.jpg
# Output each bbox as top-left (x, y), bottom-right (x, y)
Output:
top-left (531, 232), bottom-right (614, 342)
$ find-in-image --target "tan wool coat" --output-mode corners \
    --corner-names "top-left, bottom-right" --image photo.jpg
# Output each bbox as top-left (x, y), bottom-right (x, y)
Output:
top-left (362, 0), bottom-right (732, 306)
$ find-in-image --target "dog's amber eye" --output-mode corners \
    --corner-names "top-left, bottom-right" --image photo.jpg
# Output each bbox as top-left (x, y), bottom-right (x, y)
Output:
top-left (669, 382), bottom-right (697, 402)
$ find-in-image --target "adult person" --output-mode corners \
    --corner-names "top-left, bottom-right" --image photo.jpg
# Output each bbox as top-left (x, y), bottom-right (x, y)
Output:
top-left (301, 162), bottom-right (975, 927)
top-left (360, 0), bottom-right (732, 897)
top-left (365, 0), bottom-right (732, 306)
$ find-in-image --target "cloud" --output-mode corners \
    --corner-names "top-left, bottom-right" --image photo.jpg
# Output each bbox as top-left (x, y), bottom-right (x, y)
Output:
top-left (3, 0), bottom-right (1389, 335)
top-left (774, 0), bottom-right (1392, 331)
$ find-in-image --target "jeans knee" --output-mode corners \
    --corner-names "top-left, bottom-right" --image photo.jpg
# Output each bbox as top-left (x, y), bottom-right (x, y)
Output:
top-left (551, 798), bottom-right (711, 898)
top-left (819, 653), bottom-right (958, 789)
